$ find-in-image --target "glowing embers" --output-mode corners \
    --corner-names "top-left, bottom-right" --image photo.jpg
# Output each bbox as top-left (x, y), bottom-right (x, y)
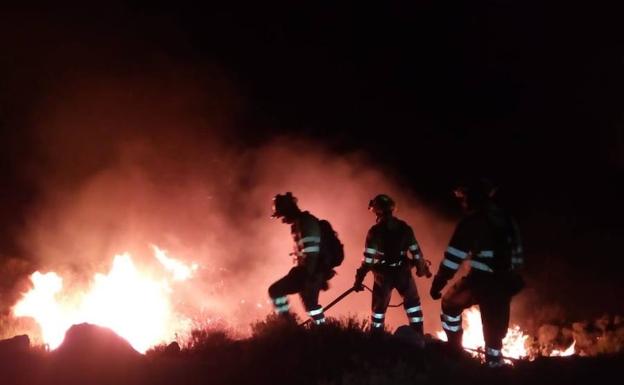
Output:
top-left (13, 247), bottom-right (197, 353)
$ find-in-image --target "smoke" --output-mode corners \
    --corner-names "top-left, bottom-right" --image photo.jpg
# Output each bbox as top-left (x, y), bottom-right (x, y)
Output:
top-left (8, 70), bottom-right (604, 342)
top-left (537, 315), bottom-right (624, 356)
top-left (5, 6), bottom-right (609, 347)
top-left (0, 7), bottom-right (456, 342)
top-left (2, 57), bottom-right (615, 347)
top-left (242, 140), bottom-right (455, 333)
top-left (0, 61), bottom-right (460, 341)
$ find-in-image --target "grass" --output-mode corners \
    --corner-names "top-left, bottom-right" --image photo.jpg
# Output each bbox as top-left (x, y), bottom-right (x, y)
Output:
top-left (1, 316), bottom-right (623, 385)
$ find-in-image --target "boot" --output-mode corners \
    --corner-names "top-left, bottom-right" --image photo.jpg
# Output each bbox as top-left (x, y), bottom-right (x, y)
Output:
top-left (410, 322), bottom-right (424, 335)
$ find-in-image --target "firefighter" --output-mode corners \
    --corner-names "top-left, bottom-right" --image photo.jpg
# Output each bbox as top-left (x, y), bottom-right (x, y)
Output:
top-left (353, 194), bottom-right (431, 334)
top-left (268, 192), bottom-right (334, 325)
top-left (429, 178), bottom-right (525, 367)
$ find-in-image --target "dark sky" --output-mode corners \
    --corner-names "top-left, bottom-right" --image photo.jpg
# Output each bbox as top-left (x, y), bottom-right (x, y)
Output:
top-left (1, 2), bottom-right (623, 317)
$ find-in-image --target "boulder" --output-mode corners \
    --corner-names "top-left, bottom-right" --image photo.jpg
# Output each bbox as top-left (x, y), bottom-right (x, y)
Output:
top-left (0, 334), bottom-right (30, 355)
top-left (53, 323), bottom-right (140, 362)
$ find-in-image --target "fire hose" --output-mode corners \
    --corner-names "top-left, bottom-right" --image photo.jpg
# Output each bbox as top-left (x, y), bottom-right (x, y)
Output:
top-left (298, 284), bottom-right (407, 326)
top-left (299, 260), bottom-right (432, 326)
top-left (299, 286), bottom-right (357, 326)
top-left (297, 277), bottom-right (523, 364)
top-left (298, 287), bottom-right (522, 363)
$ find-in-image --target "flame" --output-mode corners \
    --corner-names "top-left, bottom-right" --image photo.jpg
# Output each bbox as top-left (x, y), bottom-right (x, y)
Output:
top-left (12, 247), bottom-right (197, 353)
top-left (551, 341), bottom-right (576, 357)
top-left (502, 325), bottom-right (530, 359)
top-left (436, 306), bottom-right (530, 360)
top-left (151, 244), bottom-right (198, 281)
top-left (435, 306), bottom-right (580, 361)
top-left (13, 272), bottom-right (67, 349)
top-left (459, 307), bottom-right (487, 353)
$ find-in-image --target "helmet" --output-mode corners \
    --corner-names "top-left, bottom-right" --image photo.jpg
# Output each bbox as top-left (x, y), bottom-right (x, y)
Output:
top-left (453, 178), bottom-right (497, 208)
top-left (271, 192), bottom-right (299, 219)
top-left (368, 194), bottom-right (396, 215)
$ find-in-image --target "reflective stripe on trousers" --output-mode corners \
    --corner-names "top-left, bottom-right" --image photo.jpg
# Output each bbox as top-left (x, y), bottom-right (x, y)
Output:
top-left (371, 312), bottom-right (385, 328)
top-left (441, 311), bottom-right (462, 332)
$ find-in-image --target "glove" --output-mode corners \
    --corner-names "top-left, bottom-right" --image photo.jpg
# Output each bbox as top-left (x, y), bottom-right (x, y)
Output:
top-left (415, 258), bottom-right (432, 278)
top-left (353, 266), bottom-right (368, 292)
top-left (429, 275), bottom-right (447, 300)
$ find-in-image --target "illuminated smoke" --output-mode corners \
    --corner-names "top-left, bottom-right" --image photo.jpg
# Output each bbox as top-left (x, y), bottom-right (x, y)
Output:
top-left (1, 70), bottom-right (456, 350)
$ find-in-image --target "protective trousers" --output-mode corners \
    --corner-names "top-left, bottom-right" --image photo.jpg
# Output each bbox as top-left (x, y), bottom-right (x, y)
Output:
top-left (268, 266), bottom-right (326, 324)
top-left (371, 264), bottom-right (423, 333)
top-left (440, 275), bottom-right (511, 364)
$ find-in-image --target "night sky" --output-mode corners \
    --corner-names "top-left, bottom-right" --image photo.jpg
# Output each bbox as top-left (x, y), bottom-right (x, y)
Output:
top-left (1, 2), bottom-right (623, 319)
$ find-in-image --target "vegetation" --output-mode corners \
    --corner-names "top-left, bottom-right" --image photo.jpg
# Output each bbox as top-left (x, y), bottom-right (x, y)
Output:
top-left (1, 316), bottom-right (622, 385)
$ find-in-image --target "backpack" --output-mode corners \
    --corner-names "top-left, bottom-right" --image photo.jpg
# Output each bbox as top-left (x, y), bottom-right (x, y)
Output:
top-left (318, 219), bottom-right (344, 269)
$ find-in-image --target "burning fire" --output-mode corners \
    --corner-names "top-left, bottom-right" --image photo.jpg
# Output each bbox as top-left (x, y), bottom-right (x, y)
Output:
top-left (436, 306), bottom-right (576, 361)
top-left (13, 247), bottom-right (198, 353)
top-left (551, 340), bottom-right (576, 357)
top-left (151, 245), bottom-right (198, 281)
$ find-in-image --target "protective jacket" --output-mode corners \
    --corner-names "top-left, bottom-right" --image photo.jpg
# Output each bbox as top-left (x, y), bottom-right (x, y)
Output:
top-left (290, 211), bottom-right (322, 275)
top-left (434, 202), bottom-right (524, 366)
top-left (358, 216), bottom-right (425, 332)
top-left (269, 211), bottom-right (328, 325)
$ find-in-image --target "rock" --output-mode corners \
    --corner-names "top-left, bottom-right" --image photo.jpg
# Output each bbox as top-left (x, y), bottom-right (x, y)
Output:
top-left (0, 334), bottom-right (30, 354)
top-left (48, 323), bottom-right (142, 384)
top-left (53, 323), bottom-right (141, 362)
top-left (165, 341), bottom-right (180, 354)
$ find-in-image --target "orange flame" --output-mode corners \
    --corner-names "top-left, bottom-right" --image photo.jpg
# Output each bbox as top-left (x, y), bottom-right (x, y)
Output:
top-left (12, 247), bottom-right (198, 353)
top-left (551, 341), bottom-right (576, 357)
top-left (436, 306), bottom-right (530, 360)
top-left (436, 306), bottom-right (578, 361)
top-left (151, 245), bottom-right (198, 281)
top-left (502, 325), bottom-right (531, 359)
top-left (13, 271), bottom-right (67, 349)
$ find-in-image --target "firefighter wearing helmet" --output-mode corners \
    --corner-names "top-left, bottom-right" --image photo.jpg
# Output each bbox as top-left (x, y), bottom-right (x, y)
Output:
top-left (268, 192), bottom-right (336, 325)
top-left (430, 178), bottom-right (525, 367)
top-left (353, 194), bottom-right (431, 334)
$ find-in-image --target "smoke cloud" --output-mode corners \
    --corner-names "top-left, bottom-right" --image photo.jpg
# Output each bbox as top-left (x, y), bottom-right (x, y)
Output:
top-left (5, 7), bottom-right (618, 349)
top-left (5, 69), bottom-right (605, 343)
top-left (0, 8), bottom-right (459, 342)
top-left (0, 64), bottom-right (461, 342)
